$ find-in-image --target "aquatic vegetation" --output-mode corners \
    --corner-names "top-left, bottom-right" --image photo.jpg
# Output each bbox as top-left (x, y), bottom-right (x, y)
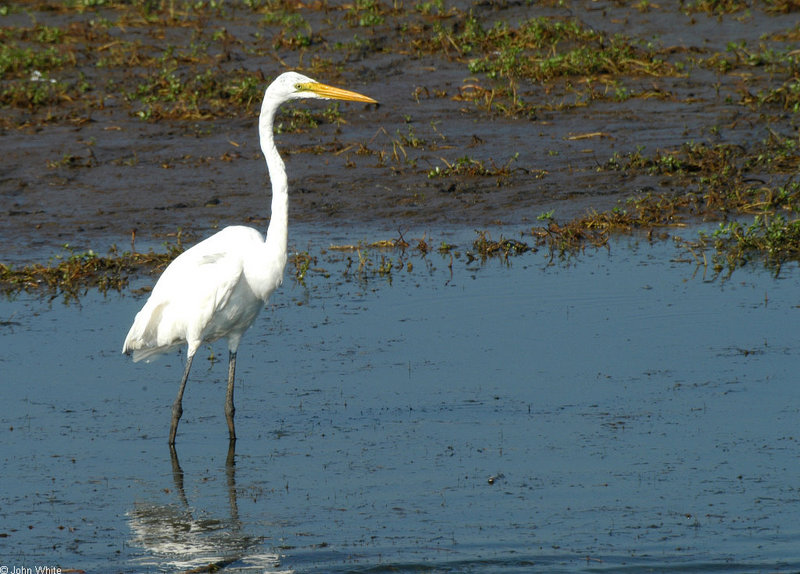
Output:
top-left (127, 63), bottom-right (267, 120)
top-left (746, 76), bottom-right (800, 113)
top-left (593, 134), bottom-right (800, 274)
top-left (291, 250), bottom-right (316, 285)
top-left (427, 153), bottom-right (520, 184)
top-left (603, 137), bottom-right (800, 213)
top-left (469, 231), bottom-right (532, 263)
top-left (0, 0), bottom-right (793, 125)
top-left (405, 12), bottom-right (679, 116)
top-left (0, 246), bottom-right (178, 300)
top-left (460, 17), bottom-right (676, 82)
top-left (0, 42), bottom-right (68, 77)
top-left (5, 125), bottom-right (800, 296)
top-left (681, 0), bottom-right (800, 15)
top-left (346, 0), bottom-right (387, 28)
top-left (450, 81), bottom-right (537, 118)
top-left (687, 214), bottom-right (800, 276)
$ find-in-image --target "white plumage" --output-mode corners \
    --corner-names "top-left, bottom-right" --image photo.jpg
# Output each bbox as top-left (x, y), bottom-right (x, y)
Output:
top-left (122, 72), bottom-right (376, 444)
top-left (124, 226), bottom-right (279, 362)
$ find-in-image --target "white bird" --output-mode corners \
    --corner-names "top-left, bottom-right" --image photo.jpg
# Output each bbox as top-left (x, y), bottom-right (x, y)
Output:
top-left (123, 72), bottom-right (377, 445)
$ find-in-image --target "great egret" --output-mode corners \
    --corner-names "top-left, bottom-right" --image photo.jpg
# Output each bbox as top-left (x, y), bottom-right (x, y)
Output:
top-left (123, 72), bottom-right (377, 445)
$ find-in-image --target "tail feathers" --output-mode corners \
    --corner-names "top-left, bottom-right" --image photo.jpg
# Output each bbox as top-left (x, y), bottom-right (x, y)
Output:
top-left (122, 301), bottom-right (175, 362)
top-left (125, 343), bottom-right (181, 363)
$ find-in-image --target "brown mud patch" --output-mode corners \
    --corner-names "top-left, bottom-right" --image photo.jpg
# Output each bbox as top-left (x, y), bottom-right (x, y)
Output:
top-left (1, 0), bottom-right (799, 273)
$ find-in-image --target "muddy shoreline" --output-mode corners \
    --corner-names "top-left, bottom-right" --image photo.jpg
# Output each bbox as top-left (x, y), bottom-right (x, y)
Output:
top-left (1, 1), bottom-right (799, 266)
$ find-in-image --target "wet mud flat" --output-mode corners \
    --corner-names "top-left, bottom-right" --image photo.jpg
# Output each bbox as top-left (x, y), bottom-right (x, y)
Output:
top-left (2, 238), bottom-right (800, 572)
top-left (1, 1), bottom-right (799, 267)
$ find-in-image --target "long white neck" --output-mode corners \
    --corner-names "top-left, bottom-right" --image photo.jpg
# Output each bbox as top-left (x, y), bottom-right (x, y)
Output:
top-left (259, 95), bottom-right (289, 258)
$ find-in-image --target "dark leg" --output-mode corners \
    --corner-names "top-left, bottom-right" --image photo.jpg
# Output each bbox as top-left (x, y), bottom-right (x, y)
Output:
top-left (225, 350), bottom-right (237, 442)
top-left (225, 440), bottom-right (239, 521)
top-left (169, 354), bottom-right (194, 445)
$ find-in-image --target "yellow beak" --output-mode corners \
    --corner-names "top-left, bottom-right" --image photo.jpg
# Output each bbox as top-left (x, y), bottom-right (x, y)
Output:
top-left (298, 81), bottom-right (378, 104)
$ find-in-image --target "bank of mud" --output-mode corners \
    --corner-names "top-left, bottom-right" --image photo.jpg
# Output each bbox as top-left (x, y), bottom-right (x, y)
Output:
top-left (1, 0), bottom-right (799, 274)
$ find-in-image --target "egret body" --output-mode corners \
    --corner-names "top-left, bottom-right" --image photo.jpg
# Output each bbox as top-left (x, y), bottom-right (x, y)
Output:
top-left (123, 72), bottom-right (376, 444)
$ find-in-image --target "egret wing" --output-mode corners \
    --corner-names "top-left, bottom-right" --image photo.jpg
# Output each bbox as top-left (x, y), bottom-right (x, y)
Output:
top-left (123, 238), bottom-right (246, 362)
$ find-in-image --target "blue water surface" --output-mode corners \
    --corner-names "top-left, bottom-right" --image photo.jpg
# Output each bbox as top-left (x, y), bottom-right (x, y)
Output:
top-left (1, 234), bottom-right (799, 573)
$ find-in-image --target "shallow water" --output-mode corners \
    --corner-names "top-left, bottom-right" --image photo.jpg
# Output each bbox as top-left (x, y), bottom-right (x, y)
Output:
top-left (2, 235), bottom-right (800, 573)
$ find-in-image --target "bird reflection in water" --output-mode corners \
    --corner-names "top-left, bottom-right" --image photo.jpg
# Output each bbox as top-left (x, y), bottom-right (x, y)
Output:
top-left (127, 443), bottom-right (292, 573)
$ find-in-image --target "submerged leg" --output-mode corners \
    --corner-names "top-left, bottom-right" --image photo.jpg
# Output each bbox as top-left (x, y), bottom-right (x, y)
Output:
top-left (225, 440), bottom-right (239, 521)
top-left (225, 350), bottom-right (237, 442)
top-left (169, 354), bottom-right (194, 445)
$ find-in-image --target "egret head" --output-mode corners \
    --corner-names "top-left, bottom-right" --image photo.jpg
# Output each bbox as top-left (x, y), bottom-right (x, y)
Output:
top-left (267, 71), bottom-right (377, 104)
